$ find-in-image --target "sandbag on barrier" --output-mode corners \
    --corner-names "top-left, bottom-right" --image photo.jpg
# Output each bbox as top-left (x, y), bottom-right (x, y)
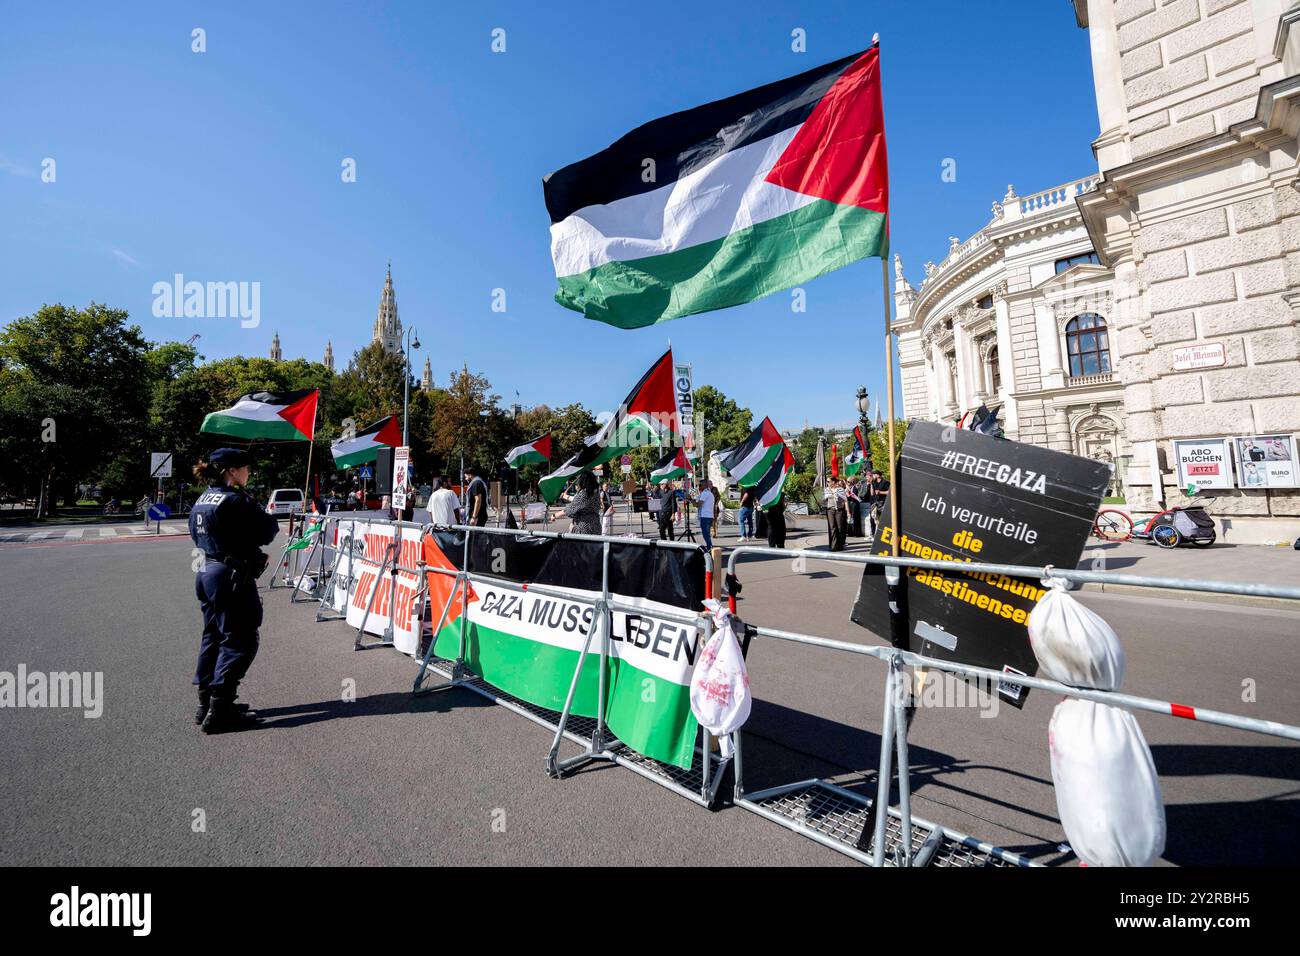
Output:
top-left (1027, 580), bottom-right (1125, 691)
top-left (1049, 699), bottom-right (1165, 867)
top-left (1030, 583), bottom-right (1165, 867)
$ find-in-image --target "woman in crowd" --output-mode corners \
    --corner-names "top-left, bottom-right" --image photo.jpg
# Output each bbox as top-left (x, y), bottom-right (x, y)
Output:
top-left (560, 470), bottom-right (602, 535)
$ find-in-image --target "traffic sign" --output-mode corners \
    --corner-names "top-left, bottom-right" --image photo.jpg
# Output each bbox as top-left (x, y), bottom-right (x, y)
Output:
top-left (150, 452), bottom-right (173, 478)
top-left (358, 465), bottom-right (374, 479)
top-left (147, 502), bottom-right (172, 521)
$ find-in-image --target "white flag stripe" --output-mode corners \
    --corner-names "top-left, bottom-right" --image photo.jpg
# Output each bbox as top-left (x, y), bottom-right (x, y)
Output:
top-left (549, 126), bottom-right (817, 278)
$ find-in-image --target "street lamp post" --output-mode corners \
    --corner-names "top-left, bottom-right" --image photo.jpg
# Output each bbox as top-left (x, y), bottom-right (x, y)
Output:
top-left (855, 385), bottom-right (872, 440)
top-left (402, 326), bottom-right (421, 447)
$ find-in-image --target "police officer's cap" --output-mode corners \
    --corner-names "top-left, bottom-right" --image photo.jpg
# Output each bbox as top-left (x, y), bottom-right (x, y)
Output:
top-left (209, 447), bottom-right (251, 469)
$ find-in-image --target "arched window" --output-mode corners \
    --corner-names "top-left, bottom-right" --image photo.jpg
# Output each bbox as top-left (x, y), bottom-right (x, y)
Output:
top-left (1065, 313), bottom-right (1111, 376)
top-left (988, 344), bottom-right (1001, 393)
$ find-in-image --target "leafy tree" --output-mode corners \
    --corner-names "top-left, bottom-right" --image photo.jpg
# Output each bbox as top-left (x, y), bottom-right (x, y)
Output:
top-left (693, 384), bottom-right (752, 461)
top-left (0, 303), bottom-right (152, 514)
top-left (870, 419), bottom-right (908, 474)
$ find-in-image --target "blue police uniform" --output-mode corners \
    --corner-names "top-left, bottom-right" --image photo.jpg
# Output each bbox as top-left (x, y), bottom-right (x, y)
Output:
top-left (189, 452), bottom-right (279, 721)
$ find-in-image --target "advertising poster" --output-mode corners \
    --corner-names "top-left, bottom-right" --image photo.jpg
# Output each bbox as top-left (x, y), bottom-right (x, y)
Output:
top-left (851, 422), bottom-right (1111, 706)
top-left (673, 362), bottom-right (696, 459)
top-left (1234, 434), bottom-right (1298, 489)
top-left (1173, 438), bottom-right (1234, 490)
top-left (391, 445), bottom-right (412, 509)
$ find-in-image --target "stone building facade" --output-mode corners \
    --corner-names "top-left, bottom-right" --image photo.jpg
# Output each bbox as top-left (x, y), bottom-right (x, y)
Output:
top-left (894, 175), bottom-right (1130, 494)
top-left (895, 2), bottom-right (1300, 543)
top-left (1074, 0), bottom-right (1300, 542)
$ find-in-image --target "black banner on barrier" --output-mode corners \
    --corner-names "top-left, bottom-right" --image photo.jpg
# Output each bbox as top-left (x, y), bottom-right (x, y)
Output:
top-left (850, 421), bottom-right (1111, 706)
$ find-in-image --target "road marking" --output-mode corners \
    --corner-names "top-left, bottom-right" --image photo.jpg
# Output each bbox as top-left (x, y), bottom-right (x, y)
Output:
top-left (64, 529), bottom-right (85, 540)
top-left (99, 527), bottom-right (117, 538)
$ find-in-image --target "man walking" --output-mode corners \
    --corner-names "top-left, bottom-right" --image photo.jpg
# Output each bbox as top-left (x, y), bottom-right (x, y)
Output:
top-left (697, 479), bottom-right (719, 549)
top-left (464, 467), bottom-right (488, 527)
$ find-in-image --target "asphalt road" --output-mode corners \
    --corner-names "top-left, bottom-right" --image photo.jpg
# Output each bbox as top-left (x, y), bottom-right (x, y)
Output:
top-left (0, 526), bottom-right (1297, 866)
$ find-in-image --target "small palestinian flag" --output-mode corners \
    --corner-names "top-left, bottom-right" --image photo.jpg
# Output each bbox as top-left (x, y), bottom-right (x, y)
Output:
top-left (286, 517), bottom-right (324, 552)
top-left (545, 46), bottom-right (888, 329)
top-left (845, 426), bottom-right (867, 477)
top-left (717, 417), bottom-right (784, 487)
top-left (330, 415), bottom-right (401, 468)
top-left (201, 388), bottom-right (318, 441)
top-left (755, 446), bottom-right (796, 509)
top-left (539, 350), bottom-right (680, 503)
top-left (651, 447), bottom-right (689, 483)
top-left (505, 433), bottom-right (552, 469)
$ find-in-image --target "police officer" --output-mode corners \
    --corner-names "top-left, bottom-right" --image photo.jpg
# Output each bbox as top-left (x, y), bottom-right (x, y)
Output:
top-left (189, 448), bottom-right (280, 733)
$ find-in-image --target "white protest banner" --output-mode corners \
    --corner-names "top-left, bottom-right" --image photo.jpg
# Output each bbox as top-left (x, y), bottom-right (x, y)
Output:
top-left (345, 521), bottom-right (425, 654)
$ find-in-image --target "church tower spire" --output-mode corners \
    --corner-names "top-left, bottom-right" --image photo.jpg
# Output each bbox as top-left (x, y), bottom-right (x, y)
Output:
top-left (372, 262), bottom-right (403, 354)
top-left (323, 339), bottom-right (334, 372)
top-left (270, 331), bottom-right (282, 362)
top-left (421, 356), bottom-right (432, 390)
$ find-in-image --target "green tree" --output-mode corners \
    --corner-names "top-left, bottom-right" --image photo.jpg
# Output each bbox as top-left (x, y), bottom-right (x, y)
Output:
top-left (693, 384), bottom-right (752, 461)
top-left (870, 420), bottom-right (908, 474)
top-left (0, 303), bottom-right (152, 514)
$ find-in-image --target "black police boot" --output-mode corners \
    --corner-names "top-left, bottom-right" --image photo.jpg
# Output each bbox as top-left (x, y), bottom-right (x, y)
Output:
top-left (200, 692), bottom-right (262, 734)
top-left (195, 689), bottom-right (211, 725)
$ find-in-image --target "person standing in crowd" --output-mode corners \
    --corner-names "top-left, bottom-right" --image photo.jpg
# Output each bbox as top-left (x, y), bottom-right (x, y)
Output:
top-left (599, 480), bottom-right (615, 536)
top-left (188, 448), bottom-right (280, 734)
top-left (430, 474), bottom-right (462, 527)
top-left (737, 485), bottom-right (755, 542)
top-left (764, 495), bottom-right (786, 548)
top-left (866, 468), bottom-right (891, 538)
top-left (696, 479), bottom-right (719, 549)
top-left (825, 477), bottom-right (849, 552)
top-left (464, 466), bottom-right (489, 527)
top-left (559, 470), bottom-right (602, 535)
top-left (656, 480), bottom-right (677, 540)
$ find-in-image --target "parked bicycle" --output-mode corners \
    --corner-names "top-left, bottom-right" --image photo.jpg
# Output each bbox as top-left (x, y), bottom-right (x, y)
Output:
top-left (1092, 507), bottom-right (1133, 541)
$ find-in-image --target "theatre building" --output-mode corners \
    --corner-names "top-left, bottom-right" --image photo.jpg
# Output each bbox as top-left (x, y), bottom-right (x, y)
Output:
top-left (895, 1), bottom-right (1300, 544)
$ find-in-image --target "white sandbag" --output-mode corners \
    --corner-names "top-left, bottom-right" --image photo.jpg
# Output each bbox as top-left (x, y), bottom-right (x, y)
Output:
top-left (1028, 580), bottom-right (1125, 690)
top-left (689, 601), bottom-right (752, 756)
top-left (1049, 698), bottom-right (1165, 867)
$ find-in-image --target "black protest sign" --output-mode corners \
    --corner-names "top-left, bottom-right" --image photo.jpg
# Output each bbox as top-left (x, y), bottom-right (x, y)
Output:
top-left (851, 421), bottom-right (1111, 706)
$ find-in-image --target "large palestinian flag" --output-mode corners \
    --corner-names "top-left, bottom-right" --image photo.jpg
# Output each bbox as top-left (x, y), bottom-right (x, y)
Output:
top-left (650, 447), bottom-right (690, 483)
top-left (331, 415), bottom-right (401, 468)
top-left (505, 433), bottom-right (552, 469)
top-left (539, 349), bottom-right (681, 503)
top-left (201, 388), bottom-right (318, 441)
top-left (545, 46), bottom-right (888, 329)
top-left (717, 417), bottom-right (784, 487)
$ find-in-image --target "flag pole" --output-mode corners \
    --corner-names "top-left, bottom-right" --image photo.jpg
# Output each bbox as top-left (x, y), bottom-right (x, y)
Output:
top-left (881, 254), bottom-right (898, 557)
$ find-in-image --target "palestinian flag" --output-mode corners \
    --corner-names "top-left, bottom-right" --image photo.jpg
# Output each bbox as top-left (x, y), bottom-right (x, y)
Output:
top-left (755, 446), bottom-right (796, 509)
top-left (201, 389), bottom-right (319, 441)
top-left (717, 417), bottom-right (784, 487)
top-left (331, 415), bottom-right (401, 468)
top-left (845, 426), bottom-right (868, 477)
top-left (286, 517), bottom-right (324, 552)
top-left (505, 433), bottom-right (552, 469)
top-left (545, 46), bottom-right (888, 329)
top-left (650, 447), bottom-right (689, 483)
top-left (539, 350), bottom-right (681, 503)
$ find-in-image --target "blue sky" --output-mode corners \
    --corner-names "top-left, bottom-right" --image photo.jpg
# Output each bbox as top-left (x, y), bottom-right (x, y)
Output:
top-left (0, 1), bottom-right (1099, 430)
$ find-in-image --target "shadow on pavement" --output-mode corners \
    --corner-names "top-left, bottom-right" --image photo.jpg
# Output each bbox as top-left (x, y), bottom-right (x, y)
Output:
top-left (248, 688), bottom-right (494, 730)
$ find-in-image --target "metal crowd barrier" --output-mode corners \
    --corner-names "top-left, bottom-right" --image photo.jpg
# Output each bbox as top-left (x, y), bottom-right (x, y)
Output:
top-left (288, 514), bottom-right (1300, 866)
top-left (723, 544), bottom-right (1300, 867)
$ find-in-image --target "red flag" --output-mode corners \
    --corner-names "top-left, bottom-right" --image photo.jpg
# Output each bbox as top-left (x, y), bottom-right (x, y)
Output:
top-left (830, 441), bottom-right (839, 478)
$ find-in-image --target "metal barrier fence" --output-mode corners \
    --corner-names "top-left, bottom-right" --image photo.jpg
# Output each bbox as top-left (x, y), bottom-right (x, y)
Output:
top-left (287, 513), bottom-right (1300, 866)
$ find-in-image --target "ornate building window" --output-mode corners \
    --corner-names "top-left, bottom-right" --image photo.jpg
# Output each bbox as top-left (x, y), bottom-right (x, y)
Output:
top-left (1065, 313), bottom-right (1110, 376)
top-left (988, 344), bottom-right (1001, 393)
top-left (1055, 251), bottom-right (1100, 274)
top-left (976, 293), bottom-right (993, 310)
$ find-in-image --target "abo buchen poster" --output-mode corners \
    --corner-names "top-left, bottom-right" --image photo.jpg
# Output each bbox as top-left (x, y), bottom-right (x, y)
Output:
top-left (851, 422), bottom-right (1111, 706)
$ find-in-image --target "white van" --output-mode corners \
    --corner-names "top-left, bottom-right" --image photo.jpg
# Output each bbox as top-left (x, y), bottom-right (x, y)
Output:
top-left (266, 488), bottom-right (305, 517)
